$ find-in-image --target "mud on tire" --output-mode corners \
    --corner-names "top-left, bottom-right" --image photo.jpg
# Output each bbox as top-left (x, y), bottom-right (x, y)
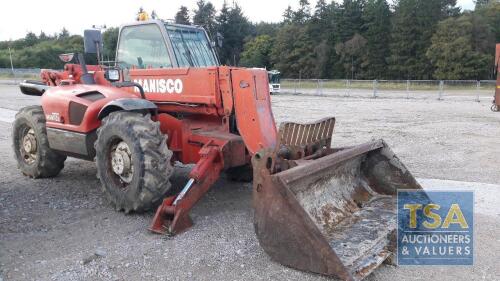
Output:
top-left (95, 111), bottom-right (173, 213)
top-left (12, 106), bottom-right (66, 178)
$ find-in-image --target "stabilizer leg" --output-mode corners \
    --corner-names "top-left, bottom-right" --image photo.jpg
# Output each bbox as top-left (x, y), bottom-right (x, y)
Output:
top-left (150, 145), bottom-right (222, 235)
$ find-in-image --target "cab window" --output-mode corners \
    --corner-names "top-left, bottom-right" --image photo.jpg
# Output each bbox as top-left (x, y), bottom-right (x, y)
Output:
top-left (166, 26), bottom-right (217, 67)
top-left (117, 24), bottom-right (172, 69)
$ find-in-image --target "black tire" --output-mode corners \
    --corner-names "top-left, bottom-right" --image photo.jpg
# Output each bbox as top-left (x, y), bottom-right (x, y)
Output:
top-left (225, 164), bottom-right (253, 182)
top-left (12, 106), bottom-right (66, 178)
top-left (95, 111), bottom-right (173, 213)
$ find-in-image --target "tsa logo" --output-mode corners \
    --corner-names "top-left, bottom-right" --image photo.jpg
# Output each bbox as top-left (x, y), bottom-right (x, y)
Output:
top-left (133, 78), bottom-right (183, 94)
top-left (397, 190), bottom-right (473, 265)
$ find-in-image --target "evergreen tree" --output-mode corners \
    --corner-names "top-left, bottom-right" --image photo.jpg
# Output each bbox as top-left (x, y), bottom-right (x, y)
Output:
top-left (24, 32), bottom-right (38, 47)
top-left (271, 24), bottom-right (316, 78)
top-left (474, 0), bottom-right (491, 9)
top-left (441, 0), bottom-right (460, 17)
top-left (193, 0), bottom-right (217, 37)
top-left (426, 15), bottom-right (492, 79)
top-left (175, 6), bottom-right (191, 25)
top-left (471, 8), bottom-right (498, 78)
top-left (309, 0), bottom-right (339, 77)
top-left (58, 28), bottom-right (70, 40)
top-left (253, 22), bottom-right (280, 37)
top-left (216, 2), bottom-right (251, 65)
top-left (216, 2), bottom-right (230, 63)
top-left (388, 0), bottom-right (419, 79)
top-left (476, 1), bottom-right (500, 43)
top-left (38, 31), bottom-right (49, 41)
top-left (470, 13), bottom-right (495, 53)
top-left (361, 0), bottom-right (391, 79)
top-left (283, 6), bottom-right (294, 23)
top-left (333, 0), bottom-right (367, 78)
top-left (240, 35), bottom-right (273, 67)
top-left (310, 0), bottom-right (330, 39)
top-left (314, 0), bottom-right (329, 17)
top-left (293, 0), bottom-right (311, 24)
top-left (326, 3), bottom-right (345, 78)
top-left (389, 0), bottom-right (459, 79)
top-left (414, 0), bottom-right (444, 79)
top-left (337, 0), bottom-right (365, 42)
top-left (3, 0), bottom-right (500, 80)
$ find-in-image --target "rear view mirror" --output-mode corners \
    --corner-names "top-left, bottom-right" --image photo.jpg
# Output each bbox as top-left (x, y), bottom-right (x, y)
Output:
top-left (84, 29), bottom-right (103, 54)
top-left (216, 32), bottom-right (223, 48)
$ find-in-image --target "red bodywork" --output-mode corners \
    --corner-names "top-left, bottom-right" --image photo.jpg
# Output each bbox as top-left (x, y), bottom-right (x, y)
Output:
top-left (40, 64), bottom-right (277, 233)
top-left (495, 44), bottom-right (500, 110)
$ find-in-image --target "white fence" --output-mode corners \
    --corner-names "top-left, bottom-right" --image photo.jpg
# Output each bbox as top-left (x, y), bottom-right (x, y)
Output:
top-left (0, 68), bottom-right (41, 85)
top-left (281, 79), bottom-right (496, 102)
top-left (0, 68), bottom-right (41, 76)
top-left (0, 69), bottom-right (496, 103)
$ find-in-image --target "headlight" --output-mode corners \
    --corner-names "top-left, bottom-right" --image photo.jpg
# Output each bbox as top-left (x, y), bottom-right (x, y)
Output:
top-left (105, 69), bottom-right (120, 82)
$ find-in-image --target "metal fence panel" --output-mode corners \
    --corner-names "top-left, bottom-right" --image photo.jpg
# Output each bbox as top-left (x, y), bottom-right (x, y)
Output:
top-left (281, 79), bottom-right (496, 102)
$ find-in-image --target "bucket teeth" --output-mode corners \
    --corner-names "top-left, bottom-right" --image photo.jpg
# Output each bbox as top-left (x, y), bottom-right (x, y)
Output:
top-left (277, 117), bottom-right (335, 159)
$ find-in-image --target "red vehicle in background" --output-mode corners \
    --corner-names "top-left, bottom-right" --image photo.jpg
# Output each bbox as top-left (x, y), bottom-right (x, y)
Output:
top-left (493, 43), bottom-right (500, 111)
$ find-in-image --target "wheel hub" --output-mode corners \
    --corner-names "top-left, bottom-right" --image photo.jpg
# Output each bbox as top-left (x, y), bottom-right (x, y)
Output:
top-left (23, 134), bottom-right (37, 153)
top-left (21, 128), bottom-right (37, 164)
top-left (111, 141), bottom-right (133, 183)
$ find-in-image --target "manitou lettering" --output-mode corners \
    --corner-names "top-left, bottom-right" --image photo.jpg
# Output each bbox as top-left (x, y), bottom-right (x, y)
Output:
top-left (46, 112), bottom-right (62, 123)
top-left (133, 79), bottom-right (183, 94)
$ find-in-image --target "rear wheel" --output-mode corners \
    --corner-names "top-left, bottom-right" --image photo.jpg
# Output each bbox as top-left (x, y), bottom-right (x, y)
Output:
top-left (12, 106), bottom-right (66, 178)
top-left (95, 111), bottom-right (173, 213)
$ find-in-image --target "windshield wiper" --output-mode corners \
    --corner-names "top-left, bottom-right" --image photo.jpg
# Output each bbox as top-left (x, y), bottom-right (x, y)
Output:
top-left (178, 32), bottom-right (195, 67)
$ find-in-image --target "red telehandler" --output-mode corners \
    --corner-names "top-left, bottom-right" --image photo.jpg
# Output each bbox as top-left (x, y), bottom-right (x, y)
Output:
top-left (493, 43), bottom-right (500, 111)
top-left (13, 20), bottom-right (424, 280)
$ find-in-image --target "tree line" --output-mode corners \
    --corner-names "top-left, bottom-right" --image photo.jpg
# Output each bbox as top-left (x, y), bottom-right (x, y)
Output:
top-left (1, 0), bottom-right (499, 80)
top-left (0, 27), bottom-right (119, 70)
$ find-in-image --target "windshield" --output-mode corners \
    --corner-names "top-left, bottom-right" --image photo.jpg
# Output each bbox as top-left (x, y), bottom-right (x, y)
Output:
top-left (165, 25), bottom-right (218, 67)
top-left (268, 72), bottom-right (281, 84)
top-left (117, 24), bottom-right (172, 69)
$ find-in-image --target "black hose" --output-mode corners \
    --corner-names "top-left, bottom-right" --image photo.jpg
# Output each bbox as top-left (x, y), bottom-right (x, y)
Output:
top-left (112, 81), bottom-right (146, 99)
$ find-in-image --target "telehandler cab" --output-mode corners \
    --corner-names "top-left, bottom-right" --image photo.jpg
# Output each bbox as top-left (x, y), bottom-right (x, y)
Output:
top-left (13, 20), bottom-right (424, 280)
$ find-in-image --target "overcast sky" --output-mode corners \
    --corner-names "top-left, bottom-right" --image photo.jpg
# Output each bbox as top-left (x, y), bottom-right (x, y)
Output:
top-left (0, 0), bottom-right (476, 41)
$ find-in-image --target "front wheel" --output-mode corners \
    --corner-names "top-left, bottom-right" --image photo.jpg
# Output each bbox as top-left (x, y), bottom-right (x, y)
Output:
top-left (95, 111), bottom-right (173, 213)
top-left (12, 106), bottom-right (66, 178)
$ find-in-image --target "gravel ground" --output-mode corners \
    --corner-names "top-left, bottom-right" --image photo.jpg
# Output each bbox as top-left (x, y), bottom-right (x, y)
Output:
top-left (0, 84), bottom-right (499, 281)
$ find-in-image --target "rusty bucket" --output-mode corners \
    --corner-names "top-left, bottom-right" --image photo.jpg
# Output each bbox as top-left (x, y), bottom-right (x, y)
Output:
top-left (252, 118), bottom-right (423, 281)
